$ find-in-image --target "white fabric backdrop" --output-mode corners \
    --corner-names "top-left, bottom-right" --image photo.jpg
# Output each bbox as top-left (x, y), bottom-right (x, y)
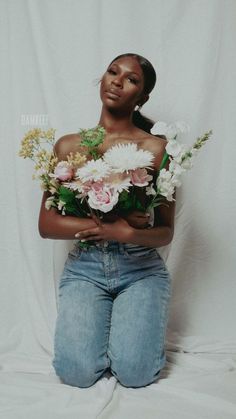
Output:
top-left (1, 0), bottom-right (236, 418)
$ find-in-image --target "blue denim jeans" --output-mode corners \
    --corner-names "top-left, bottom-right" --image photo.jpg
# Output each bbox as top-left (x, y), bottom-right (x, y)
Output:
top-left (53, 241), bottom-right (171, 388)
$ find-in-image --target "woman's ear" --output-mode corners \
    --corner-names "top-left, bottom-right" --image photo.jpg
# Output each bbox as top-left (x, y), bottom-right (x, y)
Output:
top-left (139, 94), bottom-right (149, 107)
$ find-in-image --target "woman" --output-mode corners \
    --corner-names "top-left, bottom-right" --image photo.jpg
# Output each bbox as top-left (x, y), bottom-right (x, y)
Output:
top-left (38, 53), bottom-right (175, 388)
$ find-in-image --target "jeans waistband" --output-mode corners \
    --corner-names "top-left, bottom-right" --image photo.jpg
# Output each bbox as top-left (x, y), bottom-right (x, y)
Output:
top-left (95, 240), bottom-right (121, 250)
top-left (75, 240), bottom-right (157, 254)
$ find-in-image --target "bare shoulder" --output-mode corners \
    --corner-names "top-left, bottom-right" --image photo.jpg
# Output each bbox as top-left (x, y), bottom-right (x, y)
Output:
top-left (139, 132), bottom-right (167, 168)
top-left (54, 133), bottom-right (82, 161)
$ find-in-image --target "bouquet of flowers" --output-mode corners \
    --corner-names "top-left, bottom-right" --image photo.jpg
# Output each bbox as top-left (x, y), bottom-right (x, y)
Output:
top-left (19, 123), bottom-right (212, 235)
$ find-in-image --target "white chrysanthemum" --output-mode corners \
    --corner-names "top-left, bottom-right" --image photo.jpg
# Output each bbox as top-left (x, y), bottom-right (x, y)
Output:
top-left (105, 173), bottom-right (132, 192)
top-left (76, 158), bottom-right (111, 182)
top-left (62, 180), bottom-right (83, 192)
top-left (103, 143), bottom-right (154, 172)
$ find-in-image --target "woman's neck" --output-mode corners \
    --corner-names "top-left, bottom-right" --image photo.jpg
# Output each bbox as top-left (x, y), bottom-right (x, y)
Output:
top-left (98, 107), bottom-right (135, 135)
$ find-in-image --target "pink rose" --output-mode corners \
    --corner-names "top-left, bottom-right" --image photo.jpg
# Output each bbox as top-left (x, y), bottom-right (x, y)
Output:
top-left (87, 182), bottom-right (119, 213)
top-left (54, 161), bottom-right (74, 181)
top-left (130, 168), bottom-right (153, 187)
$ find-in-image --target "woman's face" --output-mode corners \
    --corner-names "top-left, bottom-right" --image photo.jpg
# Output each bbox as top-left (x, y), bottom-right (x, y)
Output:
top-left (100, 56), bottom-right (146, 113)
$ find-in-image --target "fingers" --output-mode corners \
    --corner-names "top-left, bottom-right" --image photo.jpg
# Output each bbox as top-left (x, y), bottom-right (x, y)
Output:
top-left (75, 234), bottom-right (102, 241)
top-left (90, 212), bottom-right (102, 226)
top-left (75, 229), bottom-right (96, 239)
top-left (81, 235), bottom-right (102, 241)
top-left (136, 213), bottom-right (150, 219)
top-left (122, 212), bottom-right (150, 229)
top-left (75, 226), bottom-right (102, 241)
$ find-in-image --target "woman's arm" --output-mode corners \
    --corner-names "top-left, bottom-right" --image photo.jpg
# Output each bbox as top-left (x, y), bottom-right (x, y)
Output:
top-left (75, 200), bottom-right (175, 248)
top-left (38, 191), bottom-right (98, 240)
top-left (128, 200), bottom-right (175, 247)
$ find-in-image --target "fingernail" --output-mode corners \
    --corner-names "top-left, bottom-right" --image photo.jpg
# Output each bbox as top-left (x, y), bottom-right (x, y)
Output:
top-left (81, 239), bottom-right (85, 242)
top-left (75, 233), bottom-right (80, 238)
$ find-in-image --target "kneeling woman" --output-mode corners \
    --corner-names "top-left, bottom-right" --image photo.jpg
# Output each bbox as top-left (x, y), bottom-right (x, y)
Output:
top-left (38, 53), bottom-right (175, 388)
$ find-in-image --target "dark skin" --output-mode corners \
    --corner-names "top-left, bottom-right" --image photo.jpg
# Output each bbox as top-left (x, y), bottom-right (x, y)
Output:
top-left (38, 56), bottom-right (175, 247)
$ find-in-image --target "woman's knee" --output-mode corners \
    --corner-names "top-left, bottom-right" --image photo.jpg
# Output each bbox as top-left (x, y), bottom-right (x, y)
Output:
top-left (53, 354), bottom-right (106, 388)
top-left (113, 368), bottom-right (160, 388)
top-left (110, 355), bottom-right (164, 388)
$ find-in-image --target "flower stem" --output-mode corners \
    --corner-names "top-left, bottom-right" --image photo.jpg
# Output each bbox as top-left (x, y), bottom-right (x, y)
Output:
top-left (159, 151), bottom-right (170, 170)
top-left (84, 197), bottom-right (102, 226)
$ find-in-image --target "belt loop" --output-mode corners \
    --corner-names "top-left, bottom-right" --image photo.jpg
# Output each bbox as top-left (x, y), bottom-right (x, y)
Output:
top-left (119, 242), bottom-right (124, 254)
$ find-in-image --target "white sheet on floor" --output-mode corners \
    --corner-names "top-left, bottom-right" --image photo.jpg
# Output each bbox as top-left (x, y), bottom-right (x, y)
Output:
top-left (0, 352), bottom-right (235, 419)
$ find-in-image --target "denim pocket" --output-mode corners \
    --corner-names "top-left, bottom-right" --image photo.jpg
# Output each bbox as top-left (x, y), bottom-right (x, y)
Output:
top-left (123, 244), bottom-right (159, 260)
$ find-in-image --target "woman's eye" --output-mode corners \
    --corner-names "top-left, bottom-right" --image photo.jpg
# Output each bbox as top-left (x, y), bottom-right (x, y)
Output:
top-left (128, 77), bottom-right (138, 84)
top-left (107, 69), bottom-right (116, 75)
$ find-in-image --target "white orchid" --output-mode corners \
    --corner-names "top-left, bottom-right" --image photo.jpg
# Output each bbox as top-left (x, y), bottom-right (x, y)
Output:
top-left (146, 183), bottom-right (156, 196)
top-left (180, 158), bottom-right (193, 170)
top-left (175, 121), bottom-right (190, 133)
top-left (151, 120), bottom-right (190, 140)
top-left (169, 160), bottom-right (185, 176)
top-left (156, 169), bottom-right (176, 202)
top-left (166, 140), bottom-right (185, 158)
top-left (150, 121), bottom-right (169, 136)
top-left (147, 124), bottom-right (212, 208)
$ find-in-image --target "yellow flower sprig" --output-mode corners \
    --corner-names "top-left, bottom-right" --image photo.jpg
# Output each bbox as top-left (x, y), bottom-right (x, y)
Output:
top-left (19, 127), bottom-right (88, 192)
top-left (66, 151), bottom-right (87, 169)
top-left (19, 128), bottom-right (56, 159)
top-left (19, 128), bottom-right (58, 190)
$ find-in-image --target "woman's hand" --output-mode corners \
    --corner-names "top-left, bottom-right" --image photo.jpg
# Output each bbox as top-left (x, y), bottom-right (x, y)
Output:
top-left (122, 211), bottom-right (150, 229)
top-left (75, 217), bottom-right (134, 243)
top-left (101, 210), bottom-right (150, 228)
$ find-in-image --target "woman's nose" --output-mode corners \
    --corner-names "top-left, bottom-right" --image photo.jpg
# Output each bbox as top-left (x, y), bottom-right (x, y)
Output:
top-left (112, 76), bottom-right (123, 88)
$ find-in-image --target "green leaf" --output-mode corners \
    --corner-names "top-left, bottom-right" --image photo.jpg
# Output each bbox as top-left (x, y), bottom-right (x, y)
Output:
top-left (79, 125), bottom-right (105, 148)
top-left (77, 241), bottom-right (92, 249)
top-left (58, 186), bottom-right (76, 202)
top-left (135, 199), bottom-right (145, 211)
top-left (58, 186), bottom-right (85, 216)
top-left (118, 190), bottom-right (129, 203)
top-left (117, 190), bottom-right (133, 211)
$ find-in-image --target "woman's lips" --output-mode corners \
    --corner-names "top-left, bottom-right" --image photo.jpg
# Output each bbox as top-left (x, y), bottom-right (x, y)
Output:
top-left (105, 90), bottom-right (121, 99)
